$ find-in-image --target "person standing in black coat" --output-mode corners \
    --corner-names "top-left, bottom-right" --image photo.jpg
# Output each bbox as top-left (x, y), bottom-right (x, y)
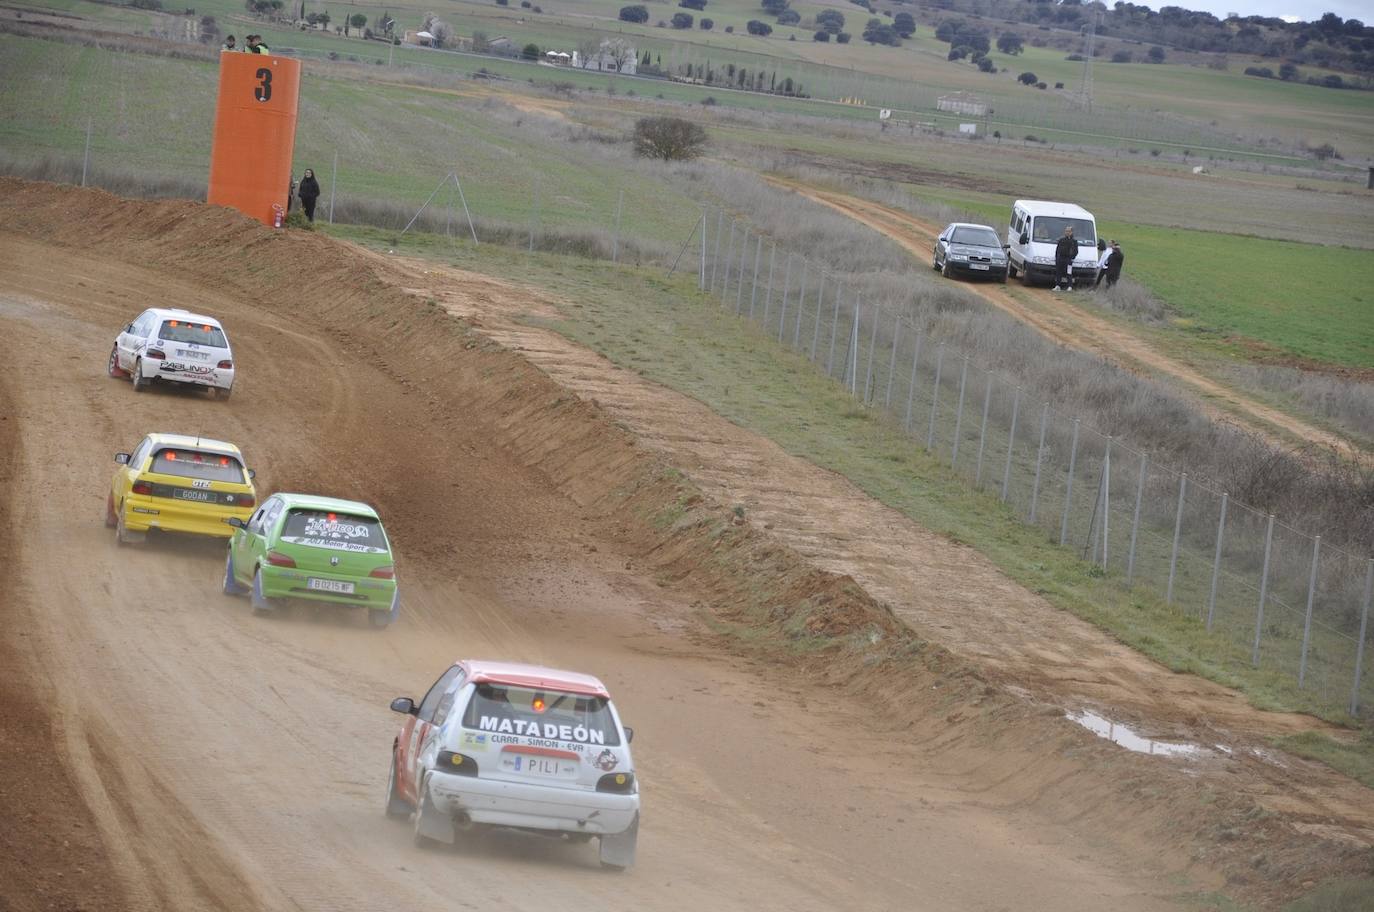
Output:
top-left (1104, 241), bottom-right (1124, 288)
top-left (1053, 226), bottom-right (1079, 291)
top-left (297, 169), bottom-right (321, 222)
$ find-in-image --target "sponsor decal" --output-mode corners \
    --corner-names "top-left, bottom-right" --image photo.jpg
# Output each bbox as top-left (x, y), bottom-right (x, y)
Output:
top-left (460, 731), bottom-right (489, 751)
top-left (160, 361), bottom-right (215, 375)
top-left (478, 716), bottom-right (607, 745)
top-left (595, 749), bottom-right (619, 772)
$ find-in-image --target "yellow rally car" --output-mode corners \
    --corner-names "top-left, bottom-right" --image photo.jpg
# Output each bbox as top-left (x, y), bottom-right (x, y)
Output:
top-left (107, 433), bottom-right (258, 545)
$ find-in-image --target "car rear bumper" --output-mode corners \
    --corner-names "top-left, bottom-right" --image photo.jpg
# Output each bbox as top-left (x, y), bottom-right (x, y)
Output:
top-left (143, 360), bottom-right (233, 390)
top-left (428, 770), bottom-right (639, 835)
top-left (121, 495), bottom-right (252, 537)
top-left (258, 565), bottom-right (396, 609)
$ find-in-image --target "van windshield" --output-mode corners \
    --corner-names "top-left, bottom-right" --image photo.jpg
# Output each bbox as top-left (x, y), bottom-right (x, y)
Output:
top-left (463, 682), bottom-right (621, 746)
top-left (1030, 217), bottom-right (1095, 246)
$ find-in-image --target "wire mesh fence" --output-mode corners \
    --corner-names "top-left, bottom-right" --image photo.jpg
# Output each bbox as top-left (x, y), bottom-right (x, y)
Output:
top-left (690, 206), bottom-right (1374, 719)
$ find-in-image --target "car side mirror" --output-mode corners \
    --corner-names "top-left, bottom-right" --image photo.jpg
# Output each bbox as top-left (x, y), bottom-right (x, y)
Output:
top-left (1003, 244), bottom-right (1011, 250)
top-left (623, 726), bottom-right (634, 743)
top-left (247, 468), bottom-right (256, 479)
top-left (390, 697), bottom-right (418, 715)
top-left (223, 517), bottom-right (246, 529)
top-left (115, 453), bottom-right (130, 464)
top-left (1019, 233), bottom-right (1029, 246)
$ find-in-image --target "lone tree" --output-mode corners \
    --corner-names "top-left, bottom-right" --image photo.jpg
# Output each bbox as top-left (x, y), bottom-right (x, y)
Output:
top-left (996, 31), bottom-right (1023, 54)
top-left (814, 9), bottom-right (843, 32)
top-left (892, 11), bottom-right (914, 37)
top-left (777, 9), bottom-right (799, 24)
top-left (862, 17), bottom-right (898, 45)
top-left (633, 117), bottom-right (708, 160)
top-left (1017, 70), bottom-right (1037, 84)
top-left (521, 42), bottom-right (540, 59)
top-left (346, 12), bottom-right (366, 34)
top-left (671, 11), bottom-right (693, 27)
top-left (1147, 44), bottom-right (1166, 63)
top-left (619, 4), bottom-right (648, 23)
top-left (747, 19), bottom-right (772, 35)
top-left (699, 17), bottom-right (713, 29)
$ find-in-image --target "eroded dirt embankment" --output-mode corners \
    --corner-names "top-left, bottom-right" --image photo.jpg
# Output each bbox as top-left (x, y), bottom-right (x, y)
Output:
top-left (0, 179), bottom-right (1370, 910)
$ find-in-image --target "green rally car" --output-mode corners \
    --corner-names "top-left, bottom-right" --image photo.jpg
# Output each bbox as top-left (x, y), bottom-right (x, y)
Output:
top-left (223, 493), bottom-right (399, 628)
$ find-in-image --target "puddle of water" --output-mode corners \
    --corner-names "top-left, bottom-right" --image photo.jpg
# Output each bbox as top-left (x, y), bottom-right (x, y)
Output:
top-left (1066, 710), bottom-right (1211, 759)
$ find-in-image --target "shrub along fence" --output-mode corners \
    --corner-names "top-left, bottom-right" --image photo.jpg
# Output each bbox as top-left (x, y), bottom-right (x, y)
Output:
top-left (688, 206), bottom-right (1374, 718)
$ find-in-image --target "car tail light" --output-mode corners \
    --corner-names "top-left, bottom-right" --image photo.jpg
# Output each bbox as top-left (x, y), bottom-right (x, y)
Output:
top-left (131, 481), bottom-right (152, 496)
top-left (435, 751), bottom-right (478, 777)
top-left (217, 360), bottom-right (233, 369)
top-left (369, 565), bottom-right (395, 580)
top-left (596, 772), bottom-right (635, 794)
top-left (235, 495), bottom-right (255, 509)
top-left (265, 551), bottom-right (296, 567)
top-left (147, 348), bottom-right (166, 360)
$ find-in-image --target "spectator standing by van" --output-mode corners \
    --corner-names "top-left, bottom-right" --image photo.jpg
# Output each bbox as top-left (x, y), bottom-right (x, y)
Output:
top-left (1095, 240), bottom-right (1113, 288)
top-left (1104, 241), bottom-right (1124, 288)
top-left (1053, 226), bottom-right (1078, 291)
top-left (297, 169), bottom-right (321, 222)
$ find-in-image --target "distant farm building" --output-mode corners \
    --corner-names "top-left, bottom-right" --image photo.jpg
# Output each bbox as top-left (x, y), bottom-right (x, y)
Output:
top-left (937, 93), bottom-right (987, 117)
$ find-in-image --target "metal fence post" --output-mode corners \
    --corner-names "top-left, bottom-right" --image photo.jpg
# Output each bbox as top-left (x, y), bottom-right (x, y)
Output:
top-left (711, 209), bottom-right (724, 292)
top-left (863, 306), bottom-right (879, 403)
top-left (612, 187), bottom-right (623, 263)
top-left (776, 253), bottom-right (791, 339)
top-left (1058, 418), bottom-right (1081, 546)
top-left (883, 315), bottom-right (901, 408)
top-left (1001, 386), bottom-right (1020, 502)
top-left (763, 243), bottom-right (776, 322)
top-left (1166, 473), bottom-right (1188, 605)
top-left (1101, 438), bottom-right (1111, 567)
top-left (1206, 492), bottom-right (1229, 630)
top-left (1127, 451), bottom-right (1147, 584)
top-left (975, 370), bottom-right (993, 486)
top-left (1351, 560), bottom-right (1374, 716)
top-left (847, 299), bottom-right (862, 393)
top-left (810, 272), bottom-right (825, 361)
top-left (735, 229), bottom-right (748, 313)
top-left (926, 343), bottom-right (945, 451)
top-left (1252, 514), bottom-right (1275, 666)
top-left (951, 356), bottom-right (970, 468)
top-left (329, 149), bottom-right (338, 224)
top-left (82, 120), bottom-right (92, 188)
top-left (529, 178), bottom-right (539, 253)
top-left (1029, 404), bottom-right (1049, 524)
top-left (1298, 535), bottom-right (1321, 687)
top-left (826, 284), bottom-right (842, 377)
top-left (793, 263), bottom-right (807, 349)
top-left (699, 208), bottom-right (707, 290)
top-left (904, 330), bottom-right (924, 432)
top-left (749, 233), bottom-right (763, 318)
top-left (722, 219), bottom-right (736, 300)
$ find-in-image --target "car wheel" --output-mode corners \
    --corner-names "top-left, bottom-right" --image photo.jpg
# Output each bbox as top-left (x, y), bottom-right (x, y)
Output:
top-left (599, 812), bottom-right (638, 871)
top-left (369, 609), bottom-right (391, 630)
top-left (413, 774), bottom-right (455, 847)
top-left (104, 493), bottom-right (118, 529)
top-left (130, 358), bottom-right (147, 392)
top-left (115, 506), bottom-right (145, 546)
top-left (385, 748), bottom-right (414, 819)
top-left (998, 269), bottom-right (1009, 284)
top-left (223, 550), bottom-right (248, 596)
top-left (1008, 261), bottom-right (1018, 279)
top-left (107, 345), bottom-right (127, 379)
top-left (250, 568), bottom-right (273, 615)
top-left (932, 253), bottom-right (941, 271)
top-left (216, 386), bottom-right (233, 401)
top-left (941, 258), bottom-right (952, 278)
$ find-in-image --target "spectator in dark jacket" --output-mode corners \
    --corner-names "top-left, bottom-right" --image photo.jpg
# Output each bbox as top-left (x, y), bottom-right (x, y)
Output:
top-left (1104, 241), bottom-right (1124, 288)
top-left (297, 169), bottom-right (321, 222)
top-left (1053, 226), bottom-right (1078, 291)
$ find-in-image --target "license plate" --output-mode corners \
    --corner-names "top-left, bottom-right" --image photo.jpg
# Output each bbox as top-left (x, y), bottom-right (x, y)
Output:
top-left (172, 488), bottom-right (214, 502)
top-left (179, 349), bottom-right (210, 360)
top-left (971, 264), bottom-right (990, 270)
top-left (307, 578), bottom-right (354, 594)
top-left (499, 753), bottom-right (577, 779)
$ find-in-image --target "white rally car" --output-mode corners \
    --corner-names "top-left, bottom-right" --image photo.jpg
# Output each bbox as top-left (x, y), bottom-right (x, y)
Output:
top-left (386, 660), bottom-right (640, 870)
top-left (107, 307), bottom-right (236, 398)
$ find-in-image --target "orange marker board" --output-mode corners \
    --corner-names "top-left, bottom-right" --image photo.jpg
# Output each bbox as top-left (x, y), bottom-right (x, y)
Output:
top-left (207, 53), bottom-right (301, 226)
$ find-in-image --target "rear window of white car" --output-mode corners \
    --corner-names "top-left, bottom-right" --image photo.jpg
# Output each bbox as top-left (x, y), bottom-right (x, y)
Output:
top-left (279, 509), bottom-right (389, 553)
top-left (462, 683), bottom-right (621, 746)
top-left (158, 320), bottom-right (228, 347)
top-left (151, 449), bottom-right (246, 483)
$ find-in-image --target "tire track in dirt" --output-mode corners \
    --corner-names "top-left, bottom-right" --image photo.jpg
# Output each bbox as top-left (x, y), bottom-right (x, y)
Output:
top-left (766, 177), bottom-right (1359, 459)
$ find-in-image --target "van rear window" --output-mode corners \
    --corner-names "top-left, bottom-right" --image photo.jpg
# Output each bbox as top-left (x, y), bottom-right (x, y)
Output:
top-left (151, 449), bottom-right (246, 483)
top-left (159, 320), bottom-right (227, 347)
top-left (462, 682), bottom-right (620, 746)
top-left (280, 509), bottom-right (388, 553)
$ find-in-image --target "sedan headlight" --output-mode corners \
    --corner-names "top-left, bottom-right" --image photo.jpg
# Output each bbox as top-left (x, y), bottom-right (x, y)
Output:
top-left (949, 252), bottom-right (969, 261)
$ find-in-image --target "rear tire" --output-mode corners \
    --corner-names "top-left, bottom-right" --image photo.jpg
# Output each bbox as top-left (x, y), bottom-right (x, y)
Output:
top-left (223, 551), bottom-right (248, 596)
top-left (251, 568), bottom-right (273, 615)
top-left (385, 749), bottom-right (413, 819)
top-left (115, 507), bottom-right (144, 545)
top-left (941, 259), bottom-right (952, 278)
top-left (369, 609), bottom-right (391, 629)
top-left (413, 775), bottom-right (454, 847)
top-left (130, 358), bottom-right (147, 392)
top-left (598, 812), bottom-right (638, 871)
top-left (105, 493), bottom-right (118, 528)
top-left (107, 346), bottom-right (127, 379)
top-left (217, 386), bottom-right (233, 401)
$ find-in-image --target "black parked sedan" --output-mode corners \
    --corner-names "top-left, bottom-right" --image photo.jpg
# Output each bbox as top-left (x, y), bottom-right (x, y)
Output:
top-left (933, 223), bottom-right (1009, 283)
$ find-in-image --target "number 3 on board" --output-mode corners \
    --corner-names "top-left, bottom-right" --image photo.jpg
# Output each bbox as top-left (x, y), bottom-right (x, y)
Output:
top-left (254, 68), bottom-right (273, 103)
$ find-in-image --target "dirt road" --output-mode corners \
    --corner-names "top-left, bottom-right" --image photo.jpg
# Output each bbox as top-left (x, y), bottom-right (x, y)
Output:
top-left (768, 178), bottom-right (1358, 458)
top-left (3, 182), bottom-right (1372, 912)
top-left (1, 196), bottom-right (1196, 910)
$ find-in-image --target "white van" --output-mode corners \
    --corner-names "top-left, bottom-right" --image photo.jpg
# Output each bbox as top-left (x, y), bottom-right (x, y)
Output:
top-left (1006, 200), bottom-right (1103, 287)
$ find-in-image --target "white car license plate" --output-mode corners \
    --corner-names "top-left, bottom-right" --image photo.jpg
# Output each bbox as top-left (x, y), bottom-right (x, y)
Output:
top-left (971, 264), bottom-right (989, 270)
top-left (500, 753), bottom-right (577, 779)
top-left (178, 349), bottom-right (210, 360)
top-left (307, 578), bottom-right (354, 594)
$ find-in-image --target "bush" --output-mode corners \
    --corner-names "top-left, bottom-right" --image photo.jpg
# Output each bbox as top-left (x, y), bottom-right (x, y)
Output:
top-left (634, 117), bottom-right (708, 160)
top-left (976, 56), bottom-right (994, 72)
top-left (1017, 71), bottom-right (1037, 84)
top-left (1309, 143), bottom-right (1341, 160)
top-left (777, 9), bottom-right (799, 24)
top-left (1054, 81), bottom-right (1064, 88)
top-left (815, 9), bottom-right (844, 32)
top-left (619, 4), bottom-right (648, 23)
top-left (678, 0), bottom-right (706, 8)
top-left (948, 47), bottom-right (967, 60)
top-left (747, 19), bottom-right (772, 35)
top-left (700, 17), bottom-right (713, 28)
top-left (893, 11), bottom-right (915, 37)
top-left (997, 31), bottom-right (1022, 54)
top-left (1279, 62), bottom-right (1299, 80)
top-left (521, 42), bottom-right (539, 59)
top-left (671, 11), bottom-right (692, 27)
top-left (1111, 49), bottom-right (1131, 63)
top-left (1244, 65), bottom-right (1274, 78)
top-left (761, 0), bottom-right (788, 13)
top-left (724, 25), bottom-right (733, 32)
top-left (1147, 45), bottom-right (1165, 62)
top-left (700, 95), bottom-right (717, 105)
top-left (814, 30), bottom-right (830, 41)
top-left (835, 31), bottom-right (849, 42)
top-left (1035, 81), bottom-right (1046, 89)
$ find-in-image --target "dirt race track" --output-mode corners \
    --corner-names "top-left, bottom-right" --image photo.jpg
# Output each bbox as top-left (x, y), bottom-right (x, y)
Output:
top-left (2, 179), bottom-right (1373, 911)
